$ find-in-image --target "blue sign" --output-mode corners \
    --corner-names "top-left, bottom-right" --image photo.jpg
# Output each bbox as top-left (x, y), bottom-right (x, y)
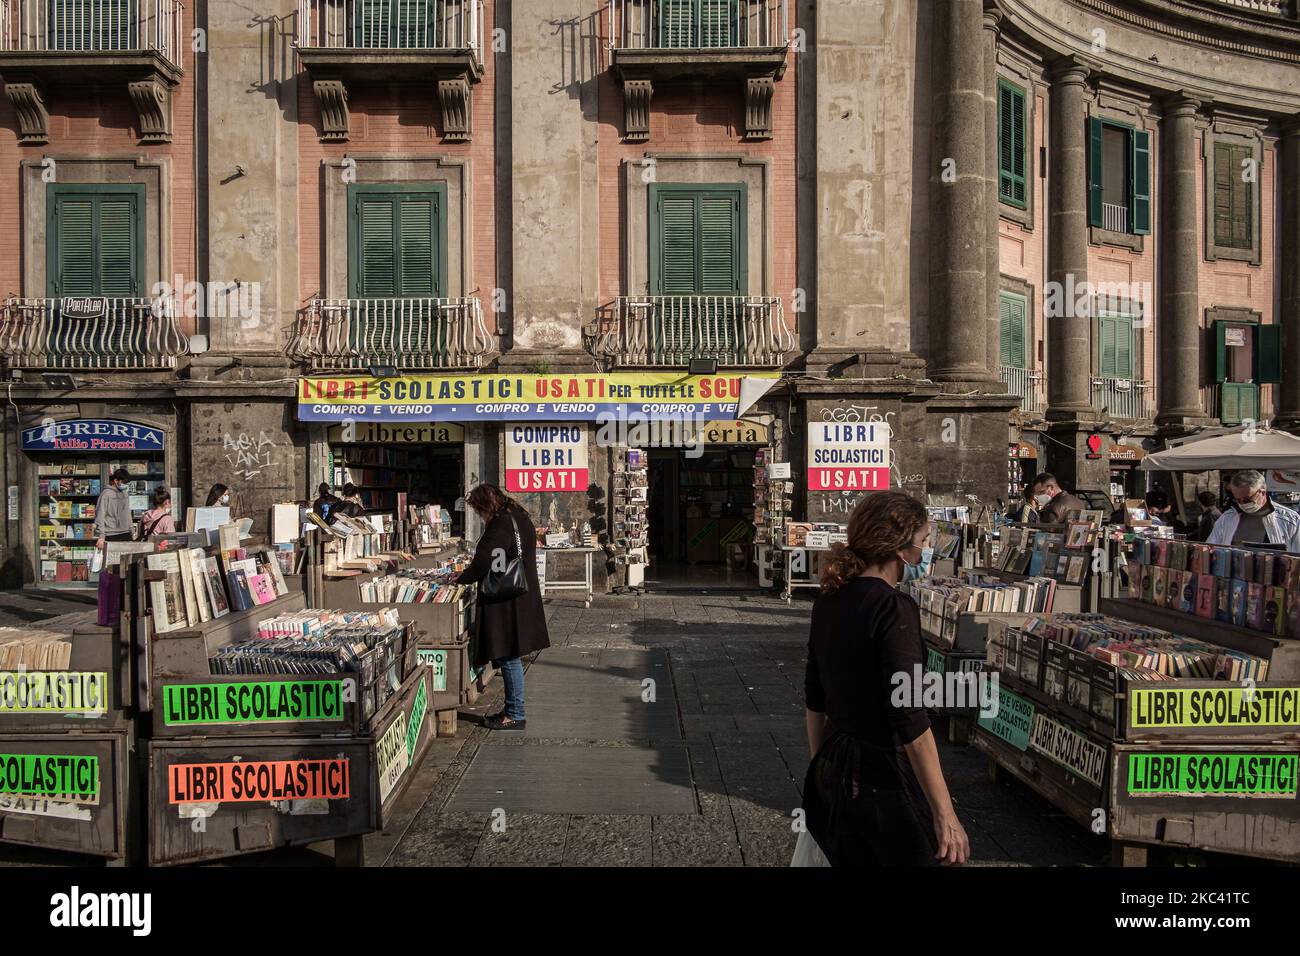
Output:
top-left (21, 419), bottom-right (165, 453)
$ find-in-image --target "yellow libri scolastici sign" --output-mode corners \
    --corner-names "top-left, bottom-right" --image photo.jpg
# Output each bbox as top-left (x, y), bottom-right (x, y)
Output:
top-left (298, 372), bottom-right (779, 423)
top-left (1129, 686), bottom-right (1300, 729)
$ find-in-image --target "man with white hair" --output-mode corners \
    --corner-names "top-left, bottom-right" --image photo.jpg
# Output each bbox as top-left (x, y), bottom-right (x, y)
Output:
top-left (1207, 470), bottom-right (1300, 551)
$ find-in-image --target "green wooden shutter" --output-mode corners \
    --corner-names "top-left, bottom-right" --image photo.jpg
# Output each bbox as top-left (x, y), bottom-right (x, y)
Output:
top-left (1088, 116), bottom-right (1104, 228)
top-left (49, 187), bottom-right (142, 297)
top-left (656, 193), bottom-right (698, 294)
top-left (1257, 324), bottom-right (1282, 384)
top-left (1114, 313), bottom-right (1134, 378)
top-left (1214, 321), bottom-right (1229, 383)
top-left (397, 195), bottom-right (438, 296)
top-left (1099, 314), bottom-right (1118, 378)
top-left (97, 198), bottom-right (137, 296)
top-left (355, 0), bottom-right (389, 46)
top-left (356, 196), bottom-right (398, 296)
top-left (50, 0), bottom-right (137, 50)
top-left (1220, 383), bottom-right (1257, 426)
top-left (660, 0), bottom-right (696, 47)
top-left (54, 198), bottom-right (96, 296)
top-left (1131, 129), bottom-right (1151, 235)
top-left (699, 194), bottom-right (740, 294)
top-left (1213, 144), bottom-right (1252, 250)
top-left (395, 0), bottom-right (430, 47)
top-left (998, 80), bottom-right (1027, 208)
top-left (999, 292), bottom-right (1027, 368)
top-left (699, 0), bottom-right (738, 47)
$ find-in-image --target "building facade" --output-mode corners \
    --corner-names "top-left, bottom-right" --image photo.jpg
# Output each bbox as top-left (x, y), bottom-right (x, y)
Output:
top-left (0, 0), bottom-right (1297, 590)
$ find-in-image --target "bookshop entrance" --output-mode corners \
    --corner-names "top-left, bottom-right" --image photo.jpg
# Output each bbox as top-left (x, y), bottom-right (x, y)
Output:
top-left (21, 417), bottom-right (168, 590)
top-left (646, 444), bottom-right (758, 590)
top-left (326, 422), bottom-right (465, 537)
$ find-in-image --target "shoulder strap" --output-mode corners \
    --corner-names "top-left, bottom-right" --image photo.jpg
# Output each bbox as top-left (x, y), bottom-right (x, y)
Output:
top-left (507, 512), bottom-right (523, 559)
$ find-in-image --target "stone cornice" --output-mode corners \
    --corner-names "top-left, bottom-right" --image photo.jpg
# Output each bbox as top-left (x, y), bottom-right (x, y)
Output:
top-left (1001, 0), bottom-right (1300, 116)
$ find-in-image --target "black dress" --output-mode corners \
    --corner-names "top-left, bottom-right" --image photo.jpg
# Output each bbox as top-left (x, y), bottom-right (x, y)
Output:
top-left (802, 575), bottom-right (939, 867)
top-left (457, 504), bottom-right (551, 666)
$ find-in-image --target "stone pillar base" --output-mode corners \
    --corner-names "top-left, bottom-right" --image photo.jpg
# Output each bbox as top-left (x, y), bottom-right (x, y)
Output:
top-left (1043, 420), bottom-right (1113, 493)
top-left (803, 347), bottom-right (926, 379)
top-left (924, 393), bottom-right (1023, 509)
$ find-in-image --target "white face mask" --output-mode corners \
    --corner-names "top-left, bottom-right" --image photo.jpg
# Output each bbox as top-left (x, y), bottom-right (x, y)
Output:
top-left (1237, 497), bottom-right (1262, 514)
top-left (220, 494), bottom-right (230, 506)
top-left (1034, 493), bottom-right (1052, 508)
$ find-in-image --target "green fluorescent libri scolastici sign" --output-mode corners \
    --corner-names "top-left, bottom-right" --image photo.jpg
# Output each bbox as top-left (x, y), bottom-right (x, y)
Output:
top-left (0, 754), bottom-right (98, 799)
top-left (162, 681), bottom-right (345, 725)
top-left (1127, 753), bottom-right (1298, 797)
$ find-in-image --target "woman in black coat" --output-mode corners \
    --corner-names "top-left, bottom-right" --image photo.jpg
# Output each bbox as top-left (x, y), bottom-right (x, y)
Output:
top-left (455, 484), bottom-right (550, 730)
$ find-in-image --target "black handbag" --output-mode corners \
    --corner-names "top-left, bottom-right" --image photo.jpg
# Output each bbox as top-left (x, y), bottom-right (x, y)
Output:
top-left (480, 511), bottom-right (529, 601)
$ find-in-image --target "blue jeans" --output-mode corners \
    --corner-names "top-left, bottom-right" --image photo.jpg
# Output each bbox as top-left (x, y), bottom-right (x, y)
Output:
top-left (494, 656), bottom-right (525, 721)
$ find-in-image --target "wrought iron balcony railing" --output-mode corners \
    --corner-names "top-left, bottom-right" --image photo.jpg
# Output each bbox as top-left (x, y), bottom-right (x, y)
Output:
top-left (592, 295), bottom-right (792, 368)
top-left (0, 296), bottom-right (188, 370)
top-left (0, 0), bottom-right (183, 65)
top-left (608, 0), bottom-right (788, 49)
top-left (1091, 376), bottom-right (1155, 420)
top-left (999, 365), bottom-right (1044, 415)
top-left (297, 0), bottom-right (482, 52)
top-left (287, 296), bottom-right (494, 370)
top-left (1208, 0), bottom-right (1290, 17)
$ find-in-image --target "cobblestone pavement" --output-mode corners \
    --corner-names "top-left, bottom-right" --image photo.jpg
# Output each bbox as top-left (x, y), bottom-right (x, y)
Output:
top-left (0, 588), bottom-right (96, 627)
top-left (0, 587), bottom-right (1107, 867)
top-left (371, 592), bottom-right (1108, 867)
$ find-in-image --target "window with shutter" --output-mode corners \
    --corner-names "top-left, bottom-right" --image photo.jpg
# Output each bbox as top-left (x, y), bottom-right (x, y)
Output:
top-left (659, 0), bottom-right (739, 48)
top-left (355, 0), bottom-right (432, 48)
top-left (46, 183), bottom-right (145, 358)
top-left (998, 292), bottom-right (1027, 368)
top-left (47, 185), bottom-right (144, 297)
top-left (347, 184), bottom-right (447, 360)
top-left (997, 80), bottom-right (1027, 209)
top-left (1097, 313), bottom-right (1134, 379)
top-left (1089, 118), bottom-right (1148, 235)
top-left (1213, 143), bottom-right (1252, 250)
top-left (660, 0), bottom-right (697, 47)
top-left (49, 0), bottom-right (138, 51)
top-left (649, 183), bottom-right (747, 363)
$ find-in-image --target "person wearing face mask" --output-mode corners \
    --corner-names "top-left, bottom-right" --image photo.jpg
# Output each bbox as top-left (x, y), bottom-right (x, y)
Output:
top-left (205, 484), bottom-right (232, 510)
top-left (800, 491), bottom-right (969, 867)
top-left (1028, 472), bottom-right (1085, 525)
top-left (94, 468), bottom-right (135, 548)
top-left (1207, 470), bottom-right (1300, 551)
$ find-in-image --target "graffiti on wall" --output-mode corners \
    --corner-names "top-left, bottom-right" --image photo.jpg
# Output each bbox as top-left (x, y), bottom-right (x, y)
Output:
top-left (223, 431), bottom-right (276, 481)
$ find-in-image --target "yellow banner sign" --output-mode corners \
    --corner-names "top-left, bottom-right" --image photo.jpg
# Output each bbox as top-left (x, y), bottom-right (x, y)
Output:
top-left (298, 373), bottom-right (778, 423)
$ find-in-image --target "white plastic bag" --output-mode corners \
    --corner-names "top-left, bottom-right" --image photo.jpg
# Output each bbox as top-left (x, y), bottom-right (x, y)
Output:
top-left (790, 828), bottom-right (831, 867)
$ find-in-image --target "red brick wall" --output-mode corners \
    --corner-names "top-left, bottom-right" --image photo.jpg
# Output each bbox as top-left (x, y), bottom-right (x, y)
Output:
top-left (0, 3), bottom-right (198, 332)
top-left (595, 29), bottom-right (797, 317)
top-left (296, 1), bottom-right (497, 307)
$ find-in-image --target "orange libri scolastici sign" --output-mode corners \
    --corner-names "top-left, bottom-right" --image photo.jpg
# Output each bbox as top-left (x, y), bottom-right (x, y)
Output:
top-left (167, 758), bottom-right (351, 804)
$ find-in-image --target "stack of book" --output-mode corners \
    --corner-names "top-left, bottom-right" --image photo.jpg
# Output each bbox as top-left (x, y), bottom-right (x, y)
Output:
top-left (360, 568), bottom-right (469, 604)
top-left (211, 608), bottom-right (405, 677)
top-left (1130, 540), bottom-right (1300, 637)
top-left (0, 627), bottom-right (73, 670)
top-left (909, 573), bottom-right (1057, 644)
top-left (145, 527), bottom-right (292, 633)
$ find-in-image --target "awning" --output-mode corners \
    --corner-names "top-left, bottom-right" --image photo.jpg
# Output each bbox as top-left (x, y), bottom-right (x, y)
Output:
top-left (1140, 428), bottom-right (1300, 471)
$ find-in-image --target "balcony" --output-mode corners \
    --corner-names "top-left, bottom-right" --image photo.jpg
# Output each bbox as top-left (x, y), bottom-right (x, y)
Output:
top-left (999, 365), bottom-right (1044, 416)
top-left (296, 0), bottom-right (484, 142)
top-left (0, 0), bottom-right (184, 143)
top-left (607, 0), bottom-right (789, 140)
top-left (1101, 201), bottom-right (1130, 234)
top-left (1207, 0), bottom-right (1292, 16)
top-left (590, 295), bottom-right (792, 368)
top-left (287, 296), bottom-right (494, 371)
top-left (0, 296), bottom-right (188, 370)
top-left (1091, 376), bottom-right (1155, 420)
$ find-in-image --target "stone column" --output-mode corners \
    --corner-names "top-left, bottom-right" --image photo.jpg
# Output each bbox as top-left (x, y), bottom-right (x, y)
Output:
top-left (504, 0), bottom-right (600, 367)
top-left (983, 4), bottom-right (1003, 381)
top-left (1157, 95), bottom-right (1205, 427)
top-left (1279, 118), bottom-right (1300, 430)
top-left (1046, 61), bottom-right (1092, 417)
top-left (928, 0), bottom-right (993, 382)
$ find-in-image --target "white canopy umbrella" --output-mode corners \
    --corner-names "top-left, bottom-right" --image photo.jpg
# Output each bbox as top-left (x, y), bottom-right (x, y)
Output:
top-left (1140, 428), bottom-right (1300, 472)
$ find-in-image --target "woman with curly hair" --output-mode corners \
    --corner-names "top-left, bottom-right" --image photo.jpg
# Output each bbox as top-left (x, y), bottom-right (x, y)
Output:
top-left (801, 491), bottom-right (969, 866)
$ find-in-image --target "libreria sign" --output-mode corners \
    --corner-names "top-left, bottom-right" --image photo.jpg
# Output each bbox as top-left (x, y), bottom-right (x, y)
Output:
top-left (21, 419), bottom-right (165, 453)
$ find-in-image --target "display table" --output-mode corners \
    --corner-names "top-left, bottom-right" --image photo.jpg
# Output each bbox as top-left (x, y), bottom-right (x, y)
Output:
top-left (777, 544), bottom-right (828, 603)
top-left (539, 547), bottom-right (598, 607)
